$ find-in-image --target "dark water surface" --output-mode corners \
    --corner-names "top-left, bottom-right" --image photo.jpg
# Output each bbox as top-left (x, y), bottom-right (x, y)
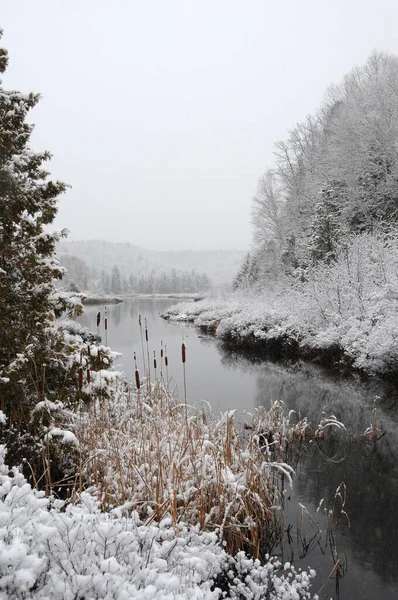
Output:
top-left (79, 297), bottom-right (398, 600)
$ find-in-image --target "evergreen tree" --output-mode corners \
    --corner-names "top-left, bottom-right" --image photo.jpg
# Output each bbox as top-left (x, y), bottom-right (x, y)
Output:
top-left (0, 31), bottom-right (71, 410)
top-left (100, 269), bottom-right (110, 293)
top-left (232, 253), bottom-right (251, 289)
top-left (309, 181), bottom-right (346, 263)
top-left (110, 264), bottom-right (122, 294)
top-left (0, 33), bottom-right (84, 477)
top-left (247, 254), bottom-right (260, 286)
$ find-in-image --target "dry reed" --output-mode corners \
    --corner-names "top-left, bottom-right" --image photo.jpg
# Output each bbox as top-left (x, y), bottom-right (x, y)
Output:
top-left (74, 386), bottom-right (304, 558)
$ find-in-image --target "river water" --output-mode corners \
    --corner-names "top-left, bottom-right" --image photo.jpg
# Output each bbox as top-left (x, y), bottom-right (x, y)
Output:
top-left (78, 297), bottom-right (398, 600)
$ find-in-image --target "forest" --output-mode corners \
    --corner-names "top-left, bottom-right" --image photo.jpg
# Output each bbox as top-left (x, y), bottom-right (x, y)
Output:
top-left (247, 51), bottom-right (398, 280)
top-left (171, 52), bottom-right (398, 377)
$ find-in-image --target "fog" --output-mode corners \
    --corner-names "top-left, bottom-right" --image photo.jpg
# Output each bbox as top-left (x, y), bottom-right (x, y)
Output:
top-left (3, 0), bottom-right (398, 250)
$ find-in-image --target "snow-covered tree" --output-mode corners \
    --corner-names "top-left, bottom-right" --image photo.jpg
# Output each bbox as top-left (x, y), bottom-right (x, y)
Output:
top-left (232, 253), bottom-right (251, 289)
top-left (252, 51), bottom-right (398, 274)
top-left (110, 264), bottom-right (122, 294)
top-left (252, 170), bottom-right (286, 251)
top-left (0, 32), bottom-right (83, 471)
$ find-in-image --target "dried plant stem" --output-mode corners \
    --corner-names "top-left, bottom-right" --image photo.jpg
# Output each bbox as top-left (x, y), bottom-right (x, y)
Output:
top-left (145, 318), bottom-right (151, 388)
top-left (138, 314), bottom-right (146, 373)
top-left (165, 345), bottom-right (169, 391)
top-left (182, 339), bottom-right (188, 433)
top-left (96, 310), bottom-right (100, 338)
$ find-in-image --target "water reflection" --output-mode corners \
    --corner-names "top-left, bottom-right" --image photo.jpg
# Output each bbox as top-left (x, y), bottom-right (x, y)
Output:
top-left (78, 298), bottom-right (398, 599)
top-left (78, 298), bottom-right (263, 413)
top-left (218, 348), bottom-right (398, 599)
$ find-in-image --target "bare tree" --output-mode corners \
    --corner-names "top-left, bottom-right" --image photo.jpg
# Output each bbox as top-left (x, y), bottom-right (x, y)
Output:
top-left (252, 169), bottom-right (286, 250)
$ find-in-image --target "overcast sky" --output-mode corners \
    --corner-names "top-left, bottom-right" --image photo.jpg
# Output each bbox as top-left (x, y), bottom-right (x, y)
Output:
top-left (3, 1), bottom-right (398, 250)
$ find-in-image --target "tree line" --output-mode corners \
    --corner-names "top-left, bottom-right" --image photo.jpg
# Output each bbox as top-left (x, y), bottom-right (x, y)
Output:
top-left (59, 254), bottom-right (212, 294)
top-left (234, 51), bottom-right (398, 288)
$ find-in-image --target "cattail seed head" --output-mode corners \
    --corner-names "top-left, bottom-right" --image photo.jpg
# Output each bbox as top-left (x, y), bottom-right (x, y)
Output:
top-left (182, 342), bottom-right (186, 364)
top-left (96, 311), bottom-right (100, 327)
top-left (87, 369), bottom-right (91, 384)
top-left (105, 317), bottom-right (108, 331)
top-left (135, 369), bottom-right (141, 390)
top-left (165, 356), bottom-right (168, 367)
top-left (78, 366), bottom-right (83, 391)
top-left (139, 314), bottom-right (142, 327)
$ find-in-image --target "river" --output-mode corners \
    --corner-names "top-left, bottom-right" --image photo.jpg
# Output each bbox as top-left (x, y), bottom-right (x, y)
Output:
top-left (78, 296), bottom-right (398, 600)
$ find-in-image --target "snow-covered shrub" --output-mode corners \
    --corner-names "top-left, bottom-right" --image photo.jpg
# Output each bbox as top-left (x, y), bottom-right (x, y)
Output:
top-left (165, 233), bottom-right (398, 375)
top-left (0, 445), bottom-right (317, 599)
top-left (299, 233), bottom-right (398, 372)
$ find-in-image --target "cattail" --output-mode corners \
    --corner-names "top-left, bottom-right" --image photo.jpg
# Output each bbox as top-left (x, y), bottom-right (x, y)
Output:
top-left (182, 339), bottom-right (188, 429)
top-left (182, 342), bottom-right (186, 364)
top-left (145, 318), bottom-right (151, 384)
top-left (78, 366), bottom-right (83, 392)
top-left (134, 351), bottom-right (141, 414)
top-left (104, 306), bottom-right (108, 346)
top-left (87, 368), bottom-right (91, 384)
top-left (165, 344), bottom-right (169, 386)
top-left (135, 368), bottom-right (141, 390)
top-left (153, 350), bottom-right (157, 371)
top-left (138, 314), bottom-right (146, 372)
top-left (87, 344), bottom-right (91, 357)
top-left (96, 310), bottom-right (101, 341)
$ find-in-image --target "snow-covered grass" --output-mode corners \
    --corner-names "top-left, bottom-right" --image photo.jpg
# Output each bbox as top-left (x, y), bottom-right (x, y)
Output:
top-left (75, 383), bottom-right (316, 559)
top-left (164, 234), bottom-right (398, 375)
top-left (0, 445), bottom-right (318, 599)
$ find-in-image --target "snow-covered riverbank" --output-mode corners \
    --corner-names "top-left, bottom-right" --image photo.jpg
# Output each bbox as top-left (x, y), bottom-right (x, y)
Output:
top-left (163, 236), bottom-right (398, 377)
top-left (0, 445), bottom-right (317, 599)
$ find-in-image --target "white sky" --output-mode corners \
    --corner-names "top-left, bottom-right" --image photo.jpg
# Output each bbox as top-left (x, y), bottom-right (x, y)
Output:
top-left (3, 0), bottom-right (398, 250)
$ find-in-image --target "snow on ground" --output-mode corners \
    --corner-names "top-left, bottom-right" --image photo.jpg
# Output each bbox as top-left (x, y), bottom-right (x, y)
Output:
top-left (164, 235), bottom-right (398, 375)
top-left (0, 446), bottom-right (317, 599)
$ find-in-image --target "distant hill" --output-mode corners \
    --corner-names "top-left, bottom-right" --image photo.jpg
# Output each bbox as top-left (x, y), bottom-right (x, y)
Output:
top-left (56, 240), bottom-right (245, 287)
